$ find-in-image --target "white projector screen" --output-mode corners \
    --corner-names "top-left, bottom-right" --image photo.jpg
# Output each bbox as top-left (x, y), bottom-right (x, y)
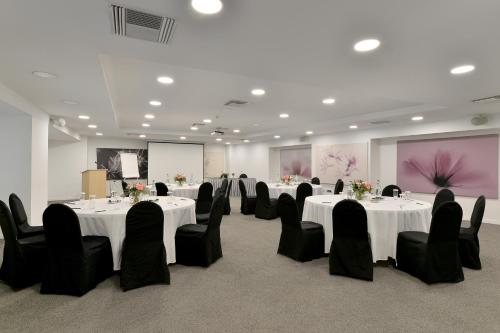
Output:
top-left (120, 153), bottom-right (140, 178)
top-left (148, 142), bottom-right (204, 184)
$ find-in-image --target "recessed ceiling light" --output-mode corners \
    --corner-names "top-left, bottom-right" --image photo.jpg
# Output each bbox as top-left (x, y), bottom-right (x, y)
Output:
top-left (225, 142), bottom-right (231, 145)
top-left (180, 136), bottom-right (186, 140)
top-left (144, 114), bottom-right (155, 119)
top-left (190, 126), bottom-right (198, 131)
top-left (233, 129), bottom-right (240, 133)
top-left (32, 71), bottom-right (57, 79)
top-left (139, 134), bottom-right (146, 138)
top-left (142, 123), bottom-right (151, 127)
top-left (354, 39), bottom-right (381, 52)
top-left (88, 124), bottom-right (97, 129)
top-left (274, 135), bottom-right (281, 139)
top-left (450, 65), bottom-right (475, 75)
top-left (305, 131), bottom-right (314, 135)
top-left (191, 0), bottom-right (223, 14)
top-left (412, 116), bottom-right (424, 121)
top-left (62, 100), bottom-right (78, 105)
top-left (203, 119), bottom-right (212, 123)
top-left (349, 125), bottom-right (358, 129)
top-left (78, 115), bottom-right (90, 120)
top-left (322, 98), bottom-right (336, 105)
top-left (157, 76), bottom-right (174, 84)
top-left (243, 139), bottom-right (250, 143)
top-left (279, 113), bottom-right (289, 119)
top-left (251, 88), bottom-right (266, 96)
top-left (149, 100), bottom-right (162, 106)
top-left (96, 132), bottom-right (103, 136)
top-left (216, 138), bottom-right (222, 142)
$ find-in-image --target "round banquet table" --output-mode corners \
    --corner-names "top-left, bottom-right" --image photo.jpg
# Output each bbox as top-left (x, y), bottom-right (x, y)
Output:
top-left (70, 196), bottom-right (196, 270)
top-left (302, 195), bottom-right (432, 262)
top-left (166, 183), bottom-right (201, 199)
top-left (267, 183), bottom-right (324, 199)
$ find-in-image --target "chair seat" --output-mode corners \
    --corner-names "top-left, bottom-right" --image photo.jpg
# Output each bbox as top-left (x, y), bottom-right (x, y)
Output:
top-left (398, 231), bottom-right (428, 244)
top-left (176, 224), bottom-right (208, 237)
top-left (301, 221), bottom-right (323, 231)
top-left (247, 196), bottom-right (257, 200)
top-left (270, 198), bottom-right (278, 205)
top-left (82, 236), bottom-right (111, 252)
top-left (17, 233), bottom-right (46, 246)
top-left (196, 213), bottom-right (210, 224)
top-left (18, 225), bottom-right (45, 238)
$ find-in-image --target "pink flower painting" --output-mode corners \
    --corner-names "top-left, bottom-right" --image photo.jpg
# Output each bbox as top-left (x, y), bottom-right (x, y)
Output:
top-left (280, 148), bottom-right (312, 178)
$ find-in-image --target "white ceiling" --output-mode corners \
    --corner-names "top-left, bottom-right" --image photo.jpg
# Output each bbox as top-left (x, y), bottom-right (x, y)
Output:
top-left (1, 0), bottom-right (500, 143)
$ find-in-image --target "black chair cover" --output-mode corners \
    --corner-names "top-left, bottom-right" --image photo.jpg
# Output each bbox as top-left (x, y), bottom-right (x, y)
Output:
top-left (239, 180), bottom-right (256, 215)
top-left (121, 201), bottom-right (170, 291)
top-left (219, 178), bottom-right (229, 194)
top-left (0, 201), bottom-right (46, 289)
top-left (381, 184), bottom-right (402, 197)
top-left (239, 174), bottom-right (248, 178)
top-left (175, 194), bottom-right (225, 267)
top-left (9, 193), bottom-right (44, 239)
top-left (255, 182), bottom-right (279, 220)
top-left (459, 195), bottom-right (485, 269)
top-left (296, 183), bottom-right (313, 218)
top-left (396, 201), bottom-right (464, 284)
top-left (155, 182), bottom-right (169, 196)
top-left (122, 180), bottom-right (130, 196)
top-left (432, 188), bottom-right (455, 215)
top-left (329, 199), bottom-right (373, 281)
top-left (197, 188), bottom-right (223, 224)
top-left (224, 180), bottom-right (232, 215)
top-left (277, 193), bottom-right (324, 262)
top-left (196, 182), bottom-right (214, 215)
top-left (311, 177), bottom-right (320, 185)
top-left (41, 204), bottom-right (114, 296)
top-left (334, 179), bottom-right (344, 195)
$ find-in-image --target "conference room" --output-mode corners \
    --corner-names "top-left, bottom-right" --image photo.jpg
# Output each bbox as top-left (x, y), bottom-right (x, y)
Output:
top-left (1, 0), bottom-right (499, 332)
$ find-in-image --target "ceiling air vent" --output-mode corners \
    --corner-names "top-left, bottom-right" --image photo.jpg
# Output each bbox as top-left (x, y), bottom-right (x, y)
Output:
top-left (224, 100), bottom-right (248, 107)
top-left (110, 4), bottom-right (176, 45)
top-left (472, 95), bottom-right (500, 104)
top-left (369, 120), bottom-right (391, 125)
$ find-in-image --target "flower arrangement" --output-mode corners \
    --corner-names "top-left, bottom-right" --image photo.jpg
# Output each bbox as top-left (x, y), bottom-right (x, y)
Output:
top-left (281, 175), bottom-right (294, 185)
top-left (175, 173), bottom-right (187, 185)
top-left (351, 180), bottom-right (372, 200)
top-left (128, 183), bottom-right (145, 204)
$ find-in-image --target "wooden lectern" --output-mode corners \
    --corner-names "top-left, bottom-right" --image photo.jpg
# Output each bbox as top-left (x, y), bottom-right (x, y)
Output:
top-left (81, 169), bottom-right (107, 199)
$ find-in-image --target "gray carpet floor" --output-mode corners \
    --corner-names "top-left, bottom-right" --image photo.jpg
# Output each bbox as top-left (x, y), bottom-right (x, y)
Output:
top-left (1, 197), bottom-right (500, 332)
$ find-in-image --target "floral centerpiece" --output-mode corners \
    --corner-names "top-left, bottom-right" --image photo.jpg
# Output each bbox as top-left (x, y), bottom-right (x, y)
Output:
top-left (281, 175), bottom-right (294, 185)
top-left (351, 180), bottom-right (372, 200)
top-left (128, 183), bottom-right (145, 205)
top-left (175, 173), bottom-right (187, 186)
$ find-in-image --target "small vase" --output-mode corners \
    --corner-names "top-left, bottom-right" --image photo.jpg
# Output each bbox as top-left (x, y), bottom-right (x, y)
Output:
top-left (355, 191), bottom-right (364, 200)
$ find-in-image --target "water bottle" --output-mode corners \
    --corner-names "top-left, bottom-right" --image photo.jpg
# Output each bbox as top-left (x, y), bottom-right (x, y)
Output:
top-left (375, 180), bottom-right (382, 197)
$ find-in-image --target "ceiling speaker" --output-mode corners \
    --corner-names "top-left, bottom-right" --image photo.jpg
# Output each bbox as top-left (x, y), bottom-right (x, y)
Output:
top-left (471, 114), bottom-right (488, 126)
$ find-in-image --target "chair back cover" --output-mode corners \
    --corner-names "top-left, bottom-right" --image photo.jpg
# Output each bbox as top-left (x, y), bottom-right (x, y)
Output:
top-left (381, 184), bottom-right (402, 197)
top-left (296, 183), bottom-right (313, 203)
top-left (226, 180), bottom-right (233, 198)
top-left (207, 194), bottom-right (225, 232)
top-left (470, 195), bottom-right (486, 234)
top-left (0, 200), bottom-right (18, 244)
top-left (428, 201), bottom-right (463, 244)
top-left (432, 188), bottom-right (455, 215)
top-left (220, 178), bottom-right (229, 193)
top-left (311, 177), bottom-right (320, 185)
top-left (332, 199), bottom-right (369, 240)
top-left (43, 204), bottom-right (84, 252)
top-left (256, 182), bottom-right (271, 205)
top-left (334, 179), bottom-right (344, 194)
top-left (277, 193), bottom-right (301, 229)
top-left (239, 174), bottom-right (248, 178)
top-left (125, 201), bottom-right (164, 243)
top-left (8, 193), bottom-right (28, 229)
top-left (155, 182), bottom-right (169, 196)
top-left (196, 182), bottom-right (214, 214)
top-left (239, 180), bottom-right (248, 198)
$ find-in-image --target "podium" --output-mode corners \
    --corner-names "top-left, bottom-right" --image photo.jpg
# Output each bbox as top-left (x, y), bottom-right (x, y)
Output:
top-left (81, 169), bottom-right (107, 199)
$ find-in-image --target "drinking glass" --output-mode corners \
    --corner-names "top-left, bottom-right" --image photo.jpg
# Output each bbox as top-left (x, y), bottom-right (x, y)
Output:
top-left (89, 195), bottom-right (96, 209)
top-left (80, 192), bottom-right (86, 202)
top-left (150, 189), bottom-right (157, 197)
top-left (393, 188), bottom-right (399, 199)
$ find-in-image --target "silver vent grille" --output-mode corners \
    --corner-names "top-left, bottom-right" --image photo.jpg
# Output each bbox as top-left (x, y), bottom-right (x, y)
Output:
top-left (472, 95), bottom-right (500, 104)
top-left (369, 120), bottom-right (391, 125)
top-left (110, 4), bottom-right (176, 45)
top-left (224, 100), bottom-right (248, 107)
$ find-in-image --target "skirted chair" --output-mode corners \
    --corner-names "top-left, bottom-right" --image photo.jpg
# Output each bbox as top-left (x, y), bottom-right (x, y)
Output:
top-left (381, 184), bottom-right (402, 197)
top-left (334, 179), bottom-right (344, 195)
top-left (329, 199), bottom-right (373, 281)
top-left (224, 180), bottom-right (232, 215)
top-left (155, 182), bottom-right (169, 196)
top-left (295, 183), bottom-right (313, 218)
top-left (396, 201), bottom-right (464, 284)
top-left (120, 201), bottom-right (170, 291)
top-left (239, 179), bottom-right (256, 215)
top-left (239, 174), bottom-right (248, 178)
top-left (255, 182), bottom-right (279, 220)
top-left (41, 204), bottom-right (114, 296)
top-left (311, 177), bottom-right (320, 185)
top-left (277, 193), bottom-right (324, 262)
top-left (458, 195), bottom-right (485, 269)
top-left (196, 188), bottom-right (224, 225)
top-left (195, 182), bottom-right (214, 223)
top-left (175, 194), bottom-right (225, 267)
top-left (0, 201), bottom-right (47, 289)
top-left (219, 178), bottom-right (229, 194)
top-left (9, 193), bottom-right (45, 239)
top-left (432, 188), bottom-right (455, 215)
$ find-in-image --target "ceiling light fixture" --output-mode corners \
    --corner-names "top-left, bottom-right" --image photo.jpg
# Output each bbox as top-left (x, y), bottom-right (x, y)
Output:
top-left (191, 0), bottom-right (223, 14)
top-left (216, 138), bottom-right (222, 142)
top-left (96, 132), bottom-right (103, 136)
top-left (157, 76), bottom-right (174, 84)
top-left (274, 135), bottom-right (281, 139)
top-left (322, 98), bottom-right (336, 105)
top-left (354, 39), bottom-right (381, 52)
top-left (139, 134), bottom-right (146, 138)
top-left (142, 123), bottom-right (151, 127)
top-left (279, 113), bottom-right (289, 119)
top-left (190, 126), bottom-right (198, 131)
top-left (412, 116), bottom-right (424, 121)
top-left (450, 64), bottom-right (475, 75)
top-left (305, 131), bottom-right (314, 135)
top-left (144, 114), bottom-right (155, 119)
top-left (88, 124), bottom-right (97, 129)
top-left (251, 88), bottom-right (266, 96)
top-left (203, 119), bottom-right (212, 123)
top-left (225, 142), bottom-right (231, 145)
top-left (149, 100), bottom-right (162, 106)
top-left (233, 129), bottom-right (240, 133)
top-left (180, 136), bottom-right (186, 140)
top-left (32, 71), bottom-right (57, 79)
top-left (243, 139), bottom-right (250, 143)
top-left (349, 125), bottom-right (358, 129)
top-left (78, 115), bottom-right (90, 120)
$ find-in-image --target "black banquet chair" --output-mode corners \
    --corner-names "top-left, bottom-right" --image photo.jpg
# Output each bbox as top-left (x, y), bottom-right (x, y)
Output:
top-left (41, 204), bottom-right (113, 296)
top-left (224, 179), bottom-right (232, 215)
top-left (121, 201), bottom-right (170, 291)
top-left (219, 178), bottom-right (229, 194)
top-left (196, 182), bottom-right (214, 224)
top-left (239, 180), bottom-right (256, 215)
top-left (239, 174), bottom-right (248, 178)
top-left (197, 188), bottom-right (224, 225)
top-left (175, 194), bottom-right (225, 267)
top-left (396, 201), bottom-right (464, 284)
top-left (155, 182), bottom-right (169, 196)
top-left (122, 180), bottom-right (130, 197)
top-left (334, 179), bottom-right (344, 195)
top-left (277, 193), bottom-right (324, 262)
top-left (381, 184), bottom-right (402, 197)
top-left (432, 188), bottom-right (455, 215)
top-left (255, 182), bottom-right (279, 220)
top-left (458, 195), bottom-right (485, 269)
top-left (9, 193), bottom-right (44, 238)
top-left (329, 199), bottom-right (373, 281)
top-left (311, 177), bottom-right (320, 185)
top-left (295, 183), bottom-right (313, 218)
top-left (0, 201), bottom-right (46, 289)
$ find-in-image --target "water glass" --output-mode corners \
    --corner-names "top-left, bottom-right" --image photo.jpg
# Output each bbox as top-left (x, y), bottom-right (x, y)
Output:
top-left (150, 189), bottom-right (157, 197)
top-left (393, 188), bottom-right (399, 199)
top-left (89, 195), bottom-right (96, 209)
top-left (80, 192), bottom-right (86, 202)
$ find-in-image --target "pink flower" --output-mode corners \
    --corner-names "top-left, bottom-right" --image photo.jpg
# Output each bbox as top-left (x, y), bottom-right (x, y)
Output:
top-left (135, 183), bottom-right (144, 191)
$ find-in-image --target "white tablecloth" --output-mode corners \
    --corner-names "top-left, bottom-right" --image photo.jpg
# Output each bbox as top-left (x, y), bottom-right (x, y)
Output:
top-left (267, 183), bottom-right (324, 199)
top-left (302, 195), bottom-right (432, 262)
top-left (166, 184), bottom-right (201, 199)
top-left (71, 197), bottom-right (196, 270)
